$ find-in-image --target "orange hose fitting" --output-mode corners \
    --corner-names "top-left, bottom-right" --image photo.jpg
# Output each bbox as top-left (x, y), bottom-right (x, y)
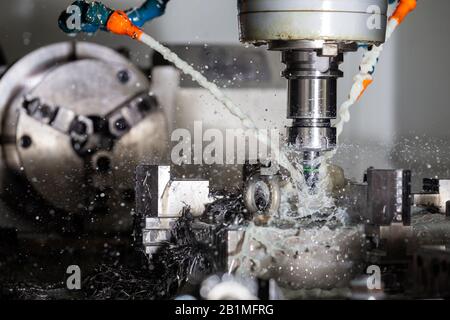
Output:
top-left (358, 79), bottom-right (373, 100)
top-left (390, 0), bottom-right (417, 24)
top-left (106, 10), bottom-right (143, 40)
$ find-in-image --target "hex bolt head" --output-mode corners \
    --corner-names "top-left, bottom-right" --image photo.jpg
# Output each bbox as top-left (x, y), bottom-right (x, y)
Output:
top-left (23, 97), bottom-right (41, 114)
top-left (39, 105), bottom-right (52, 118)
top-left (20, 135), bottom-right (32, 148)
top-left (114, 118), bottom-right (129, 131)
top-left (117, 70), bottom-right (130, 84)
top-left (72, 121), bottom-right (88, 135)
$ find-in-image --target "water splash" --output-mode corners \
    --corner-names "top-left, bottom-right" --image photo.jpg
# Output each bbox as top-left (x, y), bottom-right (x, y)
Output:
top-left (231, 220), bottom-right (363, 290)
top-left (139, 33), bottom-right (337, 218)
top-left (277, 145), bottom-right (335, 220)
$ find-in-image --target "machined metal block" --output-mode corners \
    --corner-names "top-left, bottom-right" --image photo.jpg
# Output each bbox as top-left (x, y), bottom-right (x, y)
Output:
top-left (335, 182), bottom-right (368, 223)
top-left (145, 217), bottom-right (178, 229)
top-left (413, 193), bottom-right (440, 210)
top-left (164, 180), bottom-right (211, 217)
top-left (136, 165), bottom-right (213, 257)
top-left (439, 180), bottom-right (450, 213)
top-left (413, 179), bottom-right (450, 213)
top-left (136, 165), bottom-right (212, 218)
top-left (367, 169), bottom-right (412, 226)
top-left (143, 229), bottom-right (172, 244)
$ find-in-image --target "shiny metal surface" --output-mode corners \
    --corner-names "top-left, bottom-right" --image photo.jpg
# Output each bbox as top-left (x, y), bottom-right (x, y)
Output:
top-left (238, 0), bottom-right (388, 44)
top-left (288, 126), bottom-right (336, 151)
top-left (288, 79), bottom-right (337, 119)
top-left (367, 169), bottom-right (412, 226)
top-left (136, 165), bottom-right (213, 257)
top-left (240, 0), bottom-right (388, 12)
top-left (413, 179), bottom-right (450, 214)
top-left (282, 47), bottom-right (341, 157)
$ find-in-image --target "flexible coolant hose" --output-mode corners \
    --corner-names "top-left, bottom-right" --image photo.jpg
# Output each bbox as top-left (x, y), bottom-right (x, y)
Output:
top-left (335, 0), bottom-right (417, 138)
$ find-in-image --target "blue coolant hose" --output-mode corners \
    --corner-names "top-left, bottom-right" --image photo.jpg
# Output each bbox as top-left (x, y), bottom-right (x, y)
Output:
top-left (58, 0), bottom-right (170, 34)
top-left (127, 0), bottom-right (170, 27)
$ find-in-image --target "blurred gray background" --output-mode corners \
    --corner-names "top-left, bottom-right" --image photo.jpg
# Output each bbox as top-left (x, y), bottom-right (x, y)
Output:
top-left (0, 0), bottom-right (449, 188)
